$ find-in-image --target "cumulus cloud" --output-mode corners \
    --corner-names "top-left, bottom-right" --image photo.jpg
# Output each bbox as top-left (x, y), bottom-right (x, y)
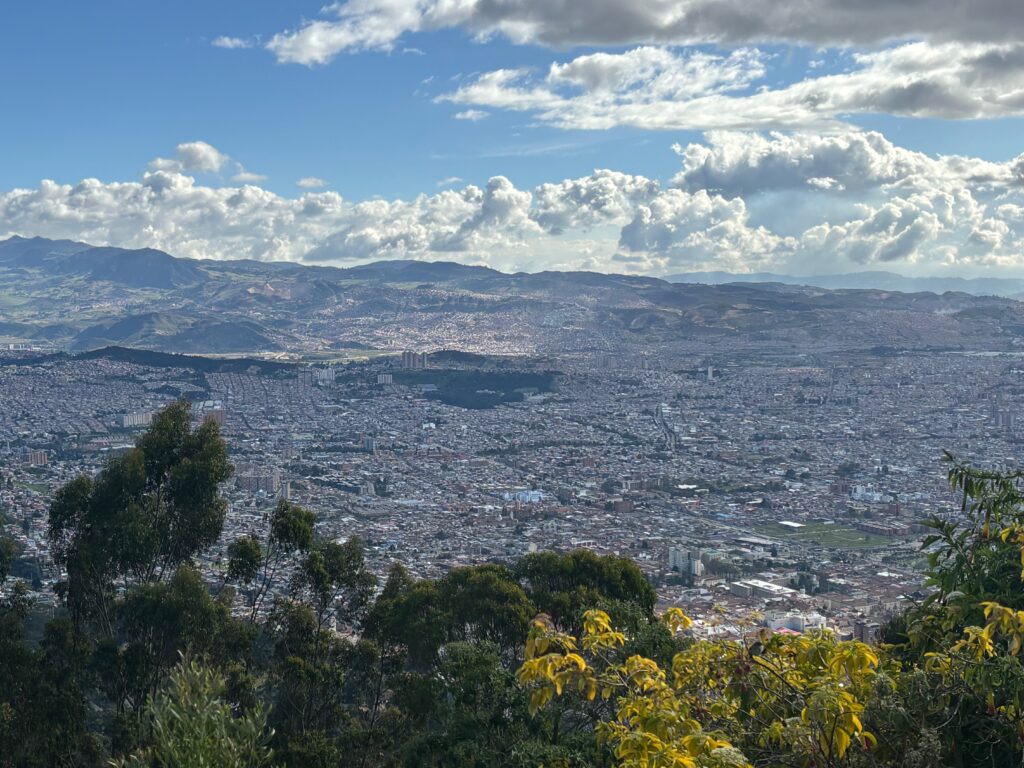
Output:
top-left (619, 189), bottom-right (792, 272)
top-left (302, 177), bottom-right (537, 261)
top-left (297, 177), bottom-right (328, 189)
top-left (532, 169), bottom-right (661, 234)
top-left (671, 130), bottom-right (1010, 197)
top-left (6, 133), bottom-right (1024, 275)
top-left (258, 0), bottom-right (1024, 66)
top-left (150, 141), bottom-right (230, 174)
top-left (440, 41), bottom-right (1024, 131)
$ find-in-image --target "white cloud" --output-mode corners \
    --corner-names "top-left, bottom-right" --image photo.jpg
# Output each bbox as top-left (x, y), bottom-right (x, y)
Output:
top-left (436, 176), bottom-right (463, 187)
top-left (232, 169), bottom-right (268, 184)
top-left (671, 130), bottom-right (1012, 197)
top-left (532, 169), bottom-right (661, 234)
top-left (453, 109), bottom-right (489, 121)
top-left (266, 0), bottom-right (434, 65)
top-left (302, 177), bottom-right (538, 261)
top-left (6, 133), bottom-right (1024, 276)
top-left (618, 189), bottom-right (791, 272)
top-left (439, 46), bottom-right (780, 130)
top-left (150, 141), bottom-right (230, 174)
top-left (259, 0), bottom-right (1024, 66)
top-left (440, 41), bottom-right (1024, 131)
top-left (297, 177), bottom-right (328, 189)
top-left (212, 36), bottom-right (252, 50)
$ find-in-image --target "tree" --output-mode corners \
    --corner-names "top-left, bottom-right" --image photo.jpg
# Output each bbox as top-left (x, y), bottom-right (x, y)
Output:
top-left (226, 536), bottom-right (262, 586)
top-left (267, 537), bottom-right (376, 756)
top-left (116, 656), bottom-right (273, 768)
top-left (0, 588), bottom-right (102, 768)
top-left (519, 609), bottom-right (879, 768)
top-left (0, 535), bottom-right (15, 586)
top-left (99, 565), bottom-right (256, 713)
top-left (48, 402), bottom-right (231, 633)
top-left (836, 461), bottom-right (861, 478)
top-left (514, 550), bottom-right (657, 632)
top-left (243, 499), bottom-right (316, 621)
top-left (439, 564), bottom-right (535, 656)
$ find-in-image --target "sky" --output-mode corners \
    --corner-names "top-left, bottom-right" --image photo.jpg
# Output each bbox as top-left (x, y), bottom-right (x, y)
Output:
top-left (3, 1), bottom-right (1024, 277)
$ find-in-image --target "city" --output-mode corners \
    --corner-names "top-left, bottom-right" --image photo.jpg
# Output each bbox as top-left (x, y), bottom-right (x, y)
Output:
top-left (4, 340), bottom-right (1017, 644)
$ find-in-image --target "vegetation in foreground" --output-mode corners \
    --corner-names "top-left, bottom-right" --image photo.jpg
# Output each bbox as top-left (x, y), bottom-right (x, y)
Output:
top-left (1, 403), bottom-right (1024, 766)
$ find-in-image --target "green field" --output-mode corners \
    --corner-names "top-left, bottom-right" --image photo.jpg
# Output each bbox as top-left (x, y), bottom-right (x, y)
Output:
top-left (754, 521), bottom-right (894, 549)
top-left (14, 480), bottom-right (48, 494)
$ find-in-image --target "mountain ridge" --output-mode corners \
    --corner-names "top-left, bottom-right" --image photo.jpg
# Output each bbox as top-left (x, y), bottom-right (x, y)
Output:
top-left (665, 269), bottom-right (1024, 298)
top-left (3, 236), bottom-right (1024, 356)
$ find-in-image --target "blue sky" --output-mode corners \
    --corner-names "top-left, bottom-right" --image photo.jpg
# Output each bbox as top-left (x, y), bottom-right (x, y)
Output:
top-left (0, 3), bottom-right (693, 199)
top-left (3, 1), bottom-right (1024, 276)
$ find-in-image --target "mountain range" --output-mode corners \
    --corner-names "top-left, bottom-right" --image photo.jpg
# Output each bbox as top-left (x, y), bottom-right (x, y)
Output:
top-left (3, 235), bottom-right (1024, 357)
top-left (665, 270), bottom-right (1024, 298)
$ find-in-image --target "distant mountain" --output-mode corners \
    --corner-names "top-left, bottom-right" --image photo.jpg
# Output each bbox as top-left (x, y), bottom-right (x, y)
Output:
top-left (664, 270), bottom-right (1024, 298)
top-left (0, 235), bottom-right (205, 288)
top-left (336, 259), bottom-right (504, 283)
top-left (4, 236), bottom-right (1024, 355)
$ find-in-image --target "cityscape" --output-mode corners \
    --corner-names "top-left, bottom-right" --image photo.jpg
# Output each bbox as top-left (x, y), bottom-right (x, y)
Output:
top-left (5, 295), bottom-right (1022, 643)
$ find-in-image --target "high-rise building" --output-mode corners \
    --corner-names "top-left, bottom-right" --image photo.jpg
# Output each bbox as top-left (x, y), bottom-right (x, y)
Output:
top-left (377, 373), bottom-right (393, 384)
top-left (668, 547), bottom-right (705, 576)
top-left (121, 411), bottom-right (153, 429)
top-left (25, 449), bottom-right (48, 466)
top-left (402, 351), bottom-right (426, 369)
top-left (235, 464), bottom-right (282, 495)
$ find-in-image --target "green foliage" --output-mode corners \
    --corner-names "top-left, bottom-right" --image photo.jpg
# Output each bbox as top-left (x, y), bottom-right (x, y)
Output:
top-left (514, 549), bottom-right (657, 632)
top-left (227, 536), bottom-right (262, 585)
top-left (0, 535), bottom-right (15, 585)
top-left (115, 656), bottom-right (273, 768)
top-left (49, 401), bottom-right (231, 631)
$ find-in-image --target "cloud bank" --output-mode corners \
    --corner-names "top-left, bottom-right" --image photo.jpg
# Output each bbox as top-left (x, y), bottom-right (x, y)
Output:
top-left (440, 42), bottom-right (1024, 131)
top-left (4, 134), bottom-right (1024, 276)
top-left (262, 0), bottom-right (1024, 65)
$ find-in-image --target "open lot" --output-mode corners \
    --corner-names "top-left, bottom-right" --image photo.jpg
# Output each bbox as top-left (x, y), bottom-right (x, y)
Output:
top-left (754, 521), bottom-right (894, 549)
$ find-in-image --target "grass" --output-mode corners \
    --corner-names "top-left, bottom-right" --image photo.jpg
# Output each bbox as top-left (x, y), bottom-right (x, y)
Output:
top-left (754, 520), bottom-right (894, 549)
top-left (14, 480), bottom-right (49, 494)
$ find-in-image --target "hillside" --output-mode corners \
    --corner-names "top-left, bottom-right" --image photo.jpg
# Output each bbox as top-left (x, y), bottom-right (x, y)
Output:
top-left (2, 236), bottom-right (1024, 356)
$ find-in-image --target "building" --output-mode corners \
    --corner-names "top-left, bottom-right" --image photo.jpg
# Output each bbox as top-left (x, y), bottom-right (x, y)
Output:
top-left (766, 611), bottom-right (827, 633)
top-left (402, 351), bottom-right (426, 369)
top-left (121, 411), bottom-right (153, 429)
top-left (235, 464), bottom-right (282, 495)
top-left (377, 373), bottom-right (393, 385)
top-left (669, 547), bottom-right (705, 576)
top-left (729, 579), bottom-right (797, 599)
top-left (25, 449), bottom-right (48, 466)
top-left (317, 366), bottom-right (337, 385)
top-left (854, 619), bottom-right (880, 643)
